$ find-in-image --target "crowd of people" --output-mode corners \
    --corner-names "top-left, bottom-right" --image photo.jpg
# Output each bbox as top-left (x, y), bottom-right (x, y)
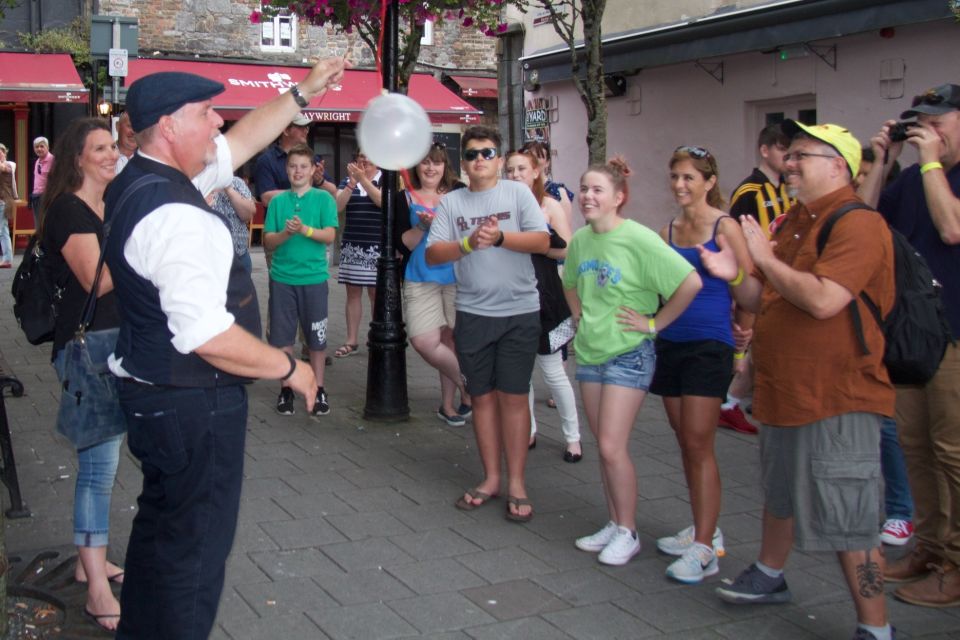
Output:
top-left (8, 63), bottom-right (959, 640)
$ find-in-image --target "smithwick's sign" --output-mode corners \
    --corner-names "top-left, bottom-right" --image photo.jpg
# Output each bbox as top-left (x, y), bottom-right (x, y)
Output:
top-left (228, 71), bottom-right (354, 120)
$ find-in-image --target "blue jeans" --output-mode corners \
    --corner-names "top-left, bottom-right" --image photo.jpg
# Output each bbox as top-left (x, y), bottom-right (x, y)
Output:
top-left (0, 201), bottom-right (12, 263)
top-left (880, 416), bottom-right (914, 521)
top-left (74, 434), bottom-right (123, 547)
top-left (575, 339), bottom-right (656, 390)
top-left (116, 382), bottom-right (248, 640)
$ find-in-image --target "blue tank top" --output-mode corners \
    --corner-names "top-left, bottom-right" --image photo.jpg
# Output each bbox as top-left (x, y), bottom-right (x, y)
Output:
top-left (404, 195), bottom-right (456, 285)
top-left (659, 216), bottom-right (734, 346)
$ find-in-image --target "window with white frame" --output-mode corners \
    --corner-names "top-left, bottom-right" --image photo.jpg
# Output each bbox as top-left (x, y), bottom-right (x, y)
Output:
top-left (420, 20), bottom-right (433, 46)
top-left (260, 4), bottom-right (297, 52)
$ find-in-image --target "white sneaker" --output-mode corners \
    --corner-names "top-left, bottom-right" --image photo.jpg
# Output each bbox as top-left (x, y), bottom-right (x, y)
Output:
top-left (656, 525), bottom-right (725, 557)
top-left (597, 527), bottom-right (641, 566)
top-left (575, 521), bottom-right (618, 553)
top-left (666, 542), bottom-right (719, 584)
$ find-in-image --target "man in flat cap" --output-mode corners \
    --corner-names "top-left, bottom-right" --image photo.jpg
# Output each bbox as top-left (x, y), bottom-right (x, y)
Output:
top-left (703, 122), bottom-right (896, 640)
top-left (104, 58), bottom-right (345, 640)
top-left (860, 83), bottom-right (960, 608)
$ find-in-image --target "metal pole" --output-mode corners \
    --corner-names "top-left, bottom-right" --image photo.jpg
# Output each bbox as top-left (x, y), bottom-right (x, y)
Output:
top-left (363, 0), bottom-right (409, 421)
top-left (111, 18), bottom-right (121, 113)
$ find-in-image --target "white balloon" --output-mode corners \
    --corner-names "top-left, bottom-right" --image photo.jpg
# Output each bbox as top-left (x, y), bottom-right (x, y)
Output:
top-left (357, 93), bottom-right (432, 170)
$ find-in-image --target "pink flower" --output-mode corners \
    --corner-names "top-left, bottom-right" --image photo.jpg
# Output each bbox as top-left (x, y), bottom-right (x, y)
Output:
top-left (462, 16), bottom-right (474, 27)
top-left (249, 10), bottom-right (262, 24)
top-left (497, 23), bottom-right (508, 33)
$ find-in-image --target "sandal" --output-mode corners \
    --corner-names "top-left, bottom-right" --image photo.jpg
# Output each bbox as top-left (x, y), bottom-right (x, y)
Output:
top-left (76, 570), bottom-right (124, 584)
top-left (83, 607), bottom-right (120, 631)
top-left (455, 488), bottom-right (496, 511)
top-left (334, 344), bottom-right (359, 358)
top-left (505, 496), bottom-right (534, 523)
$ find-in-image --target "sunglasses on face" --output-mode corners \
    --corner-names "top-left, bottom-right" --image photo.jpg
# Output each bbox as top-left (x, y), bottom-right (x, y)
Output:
top-left (463, 147), bottom-right (498, 161)
top-left (912, 90), bottom-right (944, 108)
top-left (675, 145), bottom-right (712, 159)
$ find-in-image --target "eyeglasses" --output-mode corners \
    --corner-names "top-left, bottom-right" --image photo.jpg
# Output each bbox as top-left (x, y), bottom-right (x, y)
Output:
top-left (912, 89), bottom-right (944, 108)
top-left (463, 147), bottom-right (498, 161)
top-left (675, 145), bottom-right (712, 159)
top-left (782, 151), bottom-right (840, 163)
top-left (431, 141), bottom-right (447, 150)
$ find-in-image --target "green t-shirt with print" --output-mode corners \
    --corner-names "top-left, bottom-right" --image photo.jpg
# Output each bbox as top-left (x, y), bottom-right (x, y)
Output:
top-left (562, 218), bottom-right (693, 365)
top-left (266, 188), bottom-right (339, 285)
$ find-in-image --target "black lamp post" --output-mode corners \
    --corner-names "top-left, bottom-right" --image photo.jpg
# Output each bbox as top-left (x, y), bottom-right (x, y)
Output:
top-left (364, 0), bottom-right (409, 421)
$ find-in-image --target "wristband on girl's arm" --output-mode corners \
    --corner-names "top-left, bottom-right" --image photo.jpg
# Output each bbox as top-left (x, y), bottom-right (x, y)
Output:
top-left (728, 268), bottom-right (744, 287)
top-left (920, 161), bottom-right (944, 175)
top-left (733, 351), bottom-right (747, 360)
top-left (305, 226), bottom-right (314, 238)
top-left (648, 317), bottom-right (657, 335)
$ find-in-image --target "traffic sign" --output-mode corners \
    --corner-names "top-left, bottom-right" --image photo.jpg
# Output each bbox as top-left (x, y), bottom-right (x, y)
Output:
top-left (109, 48), bottom-right (128, 77)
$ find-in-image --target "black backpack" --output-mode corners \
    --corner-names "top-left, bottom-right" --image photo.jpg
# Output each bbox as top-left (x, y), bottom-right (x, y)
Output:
top-left (11, 233), bottom-right (62, 345)
top-left (816, 203), bottom-right (953, 385)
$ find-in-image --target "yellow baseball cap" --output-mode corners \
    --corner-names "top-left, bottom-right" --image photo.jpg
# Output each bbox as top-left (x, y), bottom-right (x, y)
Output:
top-left (781, 120), bottom-right (861, 179)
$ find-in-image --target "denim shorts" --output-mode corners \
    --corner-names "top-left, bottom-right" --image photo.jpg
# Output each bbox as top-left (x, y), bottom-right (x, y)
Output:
top-left (575, 339), bottom-right (656, 390)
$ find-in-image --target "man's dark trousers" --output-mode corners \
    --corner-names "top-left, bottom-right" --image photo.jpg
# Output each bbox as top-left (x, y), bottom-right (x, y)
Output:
top-left (115, 382), bottom-right (248, 640)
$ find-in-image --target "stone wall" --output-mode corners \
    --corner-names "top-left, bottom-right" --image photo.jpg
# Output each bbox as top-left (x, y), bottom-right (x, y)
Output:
top-left (98, 0), bottom-right (496, 73)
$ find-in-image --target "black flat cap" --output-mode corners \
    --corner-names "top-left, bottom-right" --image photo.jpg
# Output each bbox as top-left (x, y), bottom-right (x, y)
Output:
top-left (126, 72), bottom-right (225, 132)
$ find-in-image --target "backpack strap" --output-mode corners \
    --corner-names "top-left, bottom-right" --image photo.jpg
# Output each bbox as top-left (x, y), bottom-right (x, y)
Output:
top-left (815, 202), bottom-right (880, 356)
top-left (76, 174), bottom-right (169, 335)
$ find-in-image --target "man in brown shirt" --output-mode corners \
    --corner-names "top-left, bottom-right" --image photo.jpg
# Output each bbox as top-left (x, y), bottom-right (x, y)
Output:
top-left (700, 122), bottom-right (896, 640)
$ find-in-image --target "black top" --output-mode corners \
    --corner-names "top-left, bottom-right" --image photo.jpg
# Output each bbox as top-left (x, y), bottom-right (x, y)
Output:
top-left (42, 193), bottom-right (119, 357)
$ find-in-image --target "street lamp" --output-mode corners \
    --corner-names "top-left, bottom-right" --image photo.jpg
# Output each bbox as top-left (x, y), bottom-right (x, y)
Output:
top-left (97, 98), bottom-right (113, 118)
top-left (364, 0), bottom-right (409, 421)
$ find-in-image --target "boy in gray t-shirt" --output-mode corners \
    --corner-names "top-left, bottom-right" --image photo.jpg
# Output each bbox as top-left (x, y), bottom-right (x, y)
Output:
top-left (425, 126), bottom-right (549, 523)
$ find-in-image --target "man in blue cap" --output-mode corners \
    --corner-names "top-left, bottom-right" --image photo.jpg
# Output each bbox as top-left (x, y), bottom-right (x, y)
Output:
top-left (861, 83), bottom-right (960, 608)
top-left (104, 57), bottom-right (345, 640)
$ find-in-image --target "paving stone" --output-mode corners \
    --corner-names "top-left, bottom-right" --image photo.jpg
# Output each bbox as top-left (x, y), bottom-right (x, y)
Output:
top-left (534, 566), bottom-right (637, 606)
top-left (712, 616), bottom-right (820, 639)
top-left (388, 592), bottom-right (497, 633)
top-left (388, 557), bottom-right (488, 595)
top-left (391, 502), bottom-right (478, 532)
top-left (461, 578), bottom-right (568, 621)
top-left (322, 536), bottom-right (415, 572)
top-left (236, 576), bottom-right (339, 617)
top-left (456, 547), bottom-right (554, 584)
top-left (230, 521), bottom-right (281, 553)
top-left (273, 492), bottom-right (355, 519)
top-left (220, 612), bottom-right (330, 640)
top-left (519, 538), bottom-right (603, 573)
top-left (308, 601), bottom-right (419, 639)
top-left (390, 527), bottom-right (481, 561)
top-left (238, 477), bottom-right (300, 502)
top-left (617, 589), bottom-right (733, 632)
top-left (283, 470), bottom-right (359, 494)
top-left (261, 516), bottom-right (350, 549)
top-left (326, 510), bottom-right (412, 541)
top-left (312, 566), bottom-right (415, 606)
top-left (453, 520), bottom-right (546, 551)
top-left (464, 617), bottom-right (575, 640)
top-left (250, 548), bottom-right (345, 580)
top-left (335, 485), bottom-right (419, 512)
top-left (543, 602), bottom-right (660, 639)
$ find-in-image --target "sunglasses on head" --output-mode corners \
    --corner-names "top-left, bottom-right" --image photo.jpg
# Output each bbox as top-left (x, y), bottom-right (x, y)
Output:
top-left (463, 147), bottom-right (498, 161)
top-left (675, 145), bottom-right (712, 159)
top-left (911, 90), bottom-right (944, 108)
top-left (431, 141), bottom-right (447, 150)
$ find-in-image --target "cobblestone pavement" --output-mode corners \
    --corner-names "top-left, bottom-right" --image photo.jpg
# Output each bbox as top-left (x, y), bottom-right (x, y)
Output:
top-left (2, 248), bottom-right (959, 639)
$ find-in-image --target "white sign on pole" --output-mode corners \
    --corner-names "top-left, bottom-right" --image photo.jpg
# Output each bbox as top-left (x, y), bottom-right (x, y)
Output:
top-left (108, 48), bottom-right (128, 77)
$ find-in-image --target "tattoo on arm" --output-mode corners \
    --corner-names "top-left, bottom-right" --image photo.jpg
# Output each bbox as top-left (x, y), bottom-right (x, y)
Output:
top-left (856, 550), bottom-right (884, 598)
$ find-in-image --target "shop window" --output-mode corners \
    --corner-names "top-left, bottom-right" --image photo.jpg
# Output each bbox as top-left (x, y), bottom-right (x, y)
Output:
top-left (261, 5), bottom-right (297, 52)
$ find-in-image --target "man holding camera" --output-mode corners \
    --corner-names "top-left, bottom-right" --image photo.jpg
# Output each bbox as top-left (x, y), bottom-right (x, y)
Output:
top-left (860, 83), bottom-right (960, 608)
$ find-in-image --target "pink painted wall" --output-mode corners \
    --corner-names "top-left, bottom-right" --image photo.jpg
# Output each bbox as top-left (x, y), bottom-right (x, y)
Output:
top-left (532, 19), bottom-right (956, 232)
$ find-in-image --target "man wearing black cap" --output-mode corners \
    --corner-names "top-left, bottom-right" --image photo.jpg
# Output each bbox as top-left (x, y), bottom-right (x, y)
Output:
top-left (861, 83), bottom-right (960, 608)
top-left (104, 58), bottom-right (345, 640)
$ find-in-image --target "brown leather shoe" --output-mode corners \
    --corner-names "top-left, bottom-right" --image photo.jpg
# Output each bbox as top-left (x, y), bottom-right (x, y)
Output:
top-left (884, 545), bottom-right (940, 583)
top-left (894, 560), bottom-right (960, 608)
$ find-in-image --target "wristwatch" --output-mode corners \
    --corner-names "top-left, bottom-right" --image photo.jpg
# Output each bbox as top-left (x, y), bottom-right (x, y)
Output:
top-left (289, 84), bottom-right (309, 109)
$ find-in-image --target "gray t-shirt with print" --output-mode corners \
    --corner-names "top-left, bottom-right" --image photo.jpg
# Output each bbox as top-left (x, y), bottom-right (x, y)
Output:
top-left (427, 179), bottom-right (547, 317)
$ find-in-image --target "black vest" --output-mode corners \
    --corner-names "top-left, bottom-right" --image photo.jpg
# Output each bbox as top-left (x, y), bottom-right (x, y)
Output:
top-left (104, 154), bottom-right (261, 387)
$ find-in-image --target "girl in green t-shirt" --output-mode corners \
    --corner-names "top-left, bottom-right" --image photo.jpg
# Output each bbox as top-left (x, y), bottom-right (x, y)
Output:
top-left (563, 157), bottom-right (701, 566)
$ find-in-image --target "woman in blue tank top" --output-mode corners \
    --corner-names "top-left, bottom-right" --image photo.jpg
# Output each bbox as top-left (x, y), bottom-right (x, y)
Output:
top-left (649, 146), bottom-right (753, 585)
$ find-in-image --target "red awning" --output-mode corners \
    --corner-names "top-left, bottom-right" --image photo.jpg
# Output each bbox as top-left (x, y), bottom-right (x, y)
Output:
top-left (449, 75), bottom-right (498, 99)
top-left (0, 53), bottom-right (89, 103)
top-left (124, 59), bottom-right (482, 124)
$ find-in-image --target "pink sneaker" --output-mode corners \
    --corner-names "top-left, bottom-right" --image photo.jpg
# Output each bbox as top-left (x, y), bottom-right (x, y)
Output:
top-left (718, 405), bottom-right (758, 435)
top-left (880, 518), bottom-right (914, 546)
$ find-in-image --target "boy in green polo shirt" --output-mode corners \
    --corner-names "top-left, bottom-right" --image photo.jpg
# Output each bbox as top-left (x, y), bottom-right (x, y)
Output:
top-left (264, 144), bottom-right (339, 416)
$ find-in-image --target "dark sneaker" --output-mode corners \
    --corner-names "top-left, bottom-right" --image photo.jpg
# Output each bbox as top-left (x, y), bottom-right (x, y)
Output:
top-left (276, 387), bottom-right (295, 415)
top-left (312, 388), bottom-right (330, 416)
top-left (437, 407), bottom-right (466, 427)
top-left (851, 627), bottom-right (896, 640)
top-left (457, 403), bottom-right (473, 419)
top-left (715, 563), bottom-right (792, 604)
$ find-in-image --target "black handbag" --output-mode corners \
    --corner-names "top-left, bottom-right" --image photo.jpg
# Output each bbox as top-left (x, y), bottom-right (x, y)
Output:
top-left (11, 234), bottom-right (62, 345)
